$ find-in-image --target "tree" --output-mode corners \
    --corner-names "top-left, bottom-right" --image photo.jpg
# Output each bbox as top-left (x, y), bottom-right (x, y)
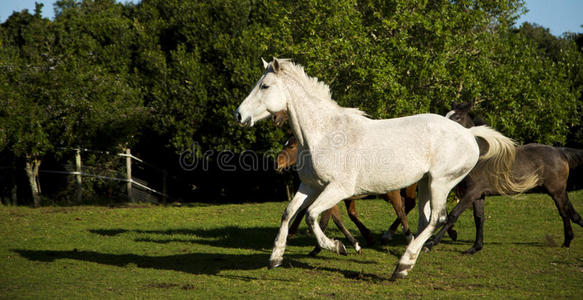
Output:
top-left (0, 6), bottom-right (55, 206)
top-left (0, 1), bottom-right (147, 205)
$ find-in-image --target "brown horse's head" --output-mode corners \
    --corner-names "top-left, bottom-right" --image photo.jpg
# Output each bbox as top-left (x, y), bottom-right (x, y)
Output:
top-left (276, 136), bottom-right (298, 172)
top-left (446, 101), bottom-right (475, 128)
top-left (272, 110), bottom-right (288, 127)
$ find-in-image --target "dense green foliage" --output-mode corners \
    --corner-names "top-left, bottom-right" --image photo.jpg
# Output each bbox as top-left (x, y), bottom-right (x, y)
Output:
top-left (0, 0), bottom-right (582, 204)
top-left (1, 192), bottom-right (582, 297)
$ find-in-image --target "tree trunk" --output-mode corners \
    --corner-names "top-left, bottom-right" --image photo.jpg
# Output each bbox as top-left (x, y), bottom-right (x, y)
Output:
top-left (25, 156), bottom-right (42, 207)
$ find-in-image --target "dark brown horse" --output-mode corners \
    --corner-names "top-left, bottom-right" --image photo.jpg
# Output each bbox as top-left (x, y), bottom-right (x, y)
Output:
top-left (424, 101), bottom-right (583, 254)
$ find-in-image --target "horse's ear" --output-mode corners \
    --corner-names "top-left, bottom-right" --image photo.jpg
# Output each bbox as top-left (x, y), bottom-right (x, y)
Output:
top-left (272, 57), bottom-right (281, 74)
top-left (262, 57), bottom-right (269, 70)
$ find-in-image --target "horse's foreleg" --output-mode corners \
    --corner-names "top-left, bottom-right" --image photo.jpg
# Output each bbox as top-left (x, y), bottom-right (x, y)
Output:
top-left (382, 191), bottom-right (412, 242)
top-left (344, 199), bottom-right (374, 245)
top-left (270, 183), bottom-right (318, 269)
top-left (386, 188), bottom-right (417, 241)
top-left (329, 205), bottom-right (362, 254)
top-left (305, 183), bottom-right (351, 255)
top-left (288, 208), bottom-right (307, 238)
top-left (308, 207), bottom-right (333, 257)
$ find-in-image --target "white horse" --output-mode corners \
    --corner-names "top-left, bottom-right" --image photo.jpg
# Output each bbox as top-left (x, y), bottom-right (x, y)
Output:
top-left (235, 58), bottom-right (528, 279)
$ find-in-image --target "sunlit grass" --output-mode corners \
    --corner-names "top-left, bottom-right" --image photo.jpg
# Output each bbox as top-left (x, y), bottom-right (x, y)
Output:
top-left (1, 191), bottom-right (582, 298)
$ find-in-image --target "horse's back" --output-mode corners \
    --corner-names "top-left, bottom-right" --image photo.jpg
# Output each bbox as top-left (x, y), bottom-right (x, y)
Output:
top-left (352, 113), bottom-right (478, 194)
top-left (516, 144), bottom-right (570, 186)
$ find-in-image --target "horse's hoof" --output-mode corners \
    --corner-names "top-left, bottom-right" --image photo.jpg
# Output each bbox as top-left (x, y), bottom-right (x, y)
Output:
top-left (308, 247), bottom-right (321, 257)
top-left (381, 232), bottom-right (393, 244)
top-left (268, 258), bottom-right (283, 269)
top-left (335, 240), bottom-right (347, 256)
top-left (448, 229), bottom-right (458, 241)
top-left (354, 242), bottom-right (362, 255)
top-left (423, 240), bottom-right (434, 252)
top-left (405, 233), bottom-right (414, 243)
top-left (561, 242), bottom-right (571, 248)
top-left (462, 247), bottom-right (480, 255)
top-left (390, 263), bottom-right (411, 280)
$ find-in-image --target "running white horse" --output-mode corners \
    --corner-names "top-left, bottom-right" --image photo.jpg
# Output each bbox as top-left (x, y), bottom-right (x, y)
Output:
top-left (234, 58), bottom-right (534, 279)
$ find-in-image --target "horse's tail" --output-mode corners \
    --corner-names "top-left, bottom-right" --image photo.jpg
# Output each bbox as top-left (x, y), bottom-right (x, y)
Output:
top-left (558, 147), bottom-right (583, 169)
top-left (469, 126), bottom-right (539, 195)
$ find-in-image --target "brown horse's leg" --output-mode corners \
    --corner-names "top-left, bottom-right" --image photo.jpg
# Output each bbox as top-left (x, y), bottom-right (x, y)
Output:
top-left (344, 199), bottom-right (375, 246)
top-left (463, 197), bottom-right (485, 254)
top-left (308, 207), bottom-right (333, 256)
top-left (423, 190), bottom-right (479, 252)
top-left (382, 190), bottom-right (413, 243)
top-left (548, 189), bottom-right (576, 248)
top-left (329, 205), bottom-right (362, 254)
top-left (386, 188), bottom-right (417, 241)
top-left (564, 192), bottom-right (583, 227)
top-left (288, 207), bottom-right (306, 238)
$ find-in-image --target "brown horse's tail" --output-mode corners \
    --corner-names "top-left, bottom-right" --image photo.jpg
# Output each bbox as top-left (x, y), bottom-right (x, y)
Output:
top-left (558, 147), bottom-right (583, 169)
top-left (469, 126), bottom-right (539, 195)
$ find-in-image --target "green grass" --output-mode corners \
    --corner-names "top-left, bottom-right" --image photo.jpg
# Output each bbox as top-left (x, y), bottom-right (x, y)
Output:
top-left (1, 191), bottom-right (583, 299)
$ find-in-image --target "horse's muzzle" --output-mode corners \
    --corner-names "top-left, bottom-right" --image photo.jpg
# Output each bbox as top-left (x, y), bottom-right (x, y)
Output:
top-left (234, 111), bottom-right (252, 127)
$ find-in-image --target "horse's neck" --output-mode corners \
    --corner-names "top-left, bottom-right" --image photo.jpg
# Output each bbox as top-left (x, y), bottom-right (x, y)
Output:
top-left (286, 86), bottom-right (338, 150)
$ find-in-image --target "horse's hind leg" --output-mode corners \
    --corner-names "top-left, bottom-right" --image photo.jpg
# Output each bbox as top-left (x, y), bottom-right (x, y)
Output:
top-left (344, 199), bottom-right (375, 245)
top-left (564, 192), bottom-right (583, 227)
top-left (270, 183), bottom-right (319, 269)
top-left (549, 189), bottom-right (576, 247)
top-left (393, 176), bottom-right (452, 279)
top-left (423, 190), bottom-right (478, 252)
top-left (463, 197), bottom-right (485, 254)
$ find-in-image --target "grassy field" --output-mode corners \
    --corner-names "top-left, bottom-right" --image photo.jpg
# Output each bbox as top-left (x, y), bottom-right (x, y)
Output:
top-left (1, 191), bottom-right (583, 299)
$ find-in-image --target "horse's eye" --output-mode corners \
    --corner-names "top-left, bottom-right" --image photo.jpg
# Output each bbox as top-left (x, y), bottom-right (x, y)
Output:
top-left (260, 84), bottom-right (269, 90)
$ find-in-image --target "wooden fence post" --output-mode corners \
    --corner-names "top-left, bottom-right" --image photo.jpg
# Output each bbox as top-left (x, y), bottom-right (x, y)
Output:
top-left (162, 170), bottom-right (168, 204)
top-left (75, 148), bottom-right (82, 202)
top-left (126, 148), bottom-right (134, 202)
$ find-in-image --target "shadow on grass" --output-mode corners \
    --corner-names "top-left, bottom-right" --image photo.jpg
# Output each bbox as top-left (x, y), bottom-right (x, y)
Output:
top-left (89, 227), bottom-right (317, 249)
top-left (88, 227), bottom-right (412, 253)
top-left (12, 249), bottom-right (389, 282)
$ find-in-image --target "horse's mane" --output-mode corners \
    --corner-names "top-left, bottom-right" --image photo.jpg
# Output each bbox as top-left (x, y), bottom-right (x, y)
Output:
top-left (277, 59), bottom-right (366, 117)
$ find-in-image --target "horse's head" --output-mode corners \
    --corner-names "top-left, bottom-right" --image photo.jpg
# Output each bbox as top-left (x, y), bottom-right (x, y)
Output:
top-left (235, 58), bottom-right (288, 127)
top-left (445, 101), bottom-right (475, 128)
top-left (276, 136), bottom-right (298, 172)
top-left (272, 110), bottom-right (288, 127)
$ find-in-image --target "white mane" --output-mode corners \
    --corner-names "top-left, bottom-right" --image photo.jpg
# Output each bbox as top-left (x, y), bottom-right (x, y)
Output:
top-left (277, 60), bottom-right (366, 117)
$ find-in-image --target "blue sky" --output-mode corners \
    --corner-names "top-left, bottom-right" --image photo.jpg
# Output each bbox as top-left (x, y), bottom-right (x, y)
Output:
top-left (0, 0), bottom-right (140, 22)
top-left (1, 0), bottom-right (581, 36)
top-left (516, 0), bottom-right (583, 36)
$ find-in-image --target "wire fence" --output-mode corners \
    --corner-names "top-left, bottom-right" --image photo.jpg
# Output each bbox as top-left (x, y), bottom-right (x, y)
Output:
top-left (0, 148), bottom-right (171, 205)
